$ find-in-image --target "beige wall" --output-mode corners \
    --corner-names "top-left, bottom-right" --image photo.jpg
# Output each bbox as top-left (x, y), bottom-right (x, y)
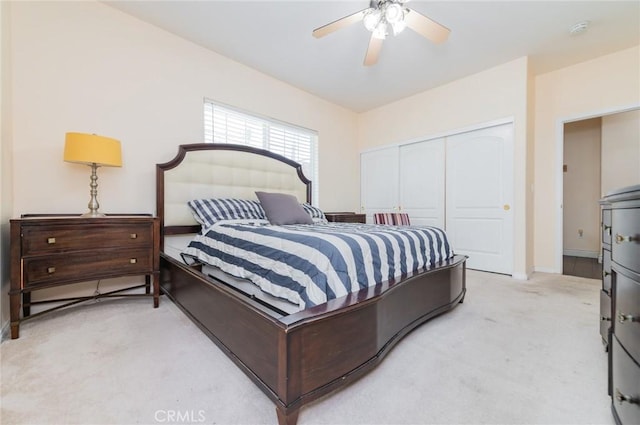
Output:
top-left (534, 46), bottom-right (640, 272)
top-left (1, 0), bottom-right (13, 339)
top-left (562, 118), bottom-right (601, 257)
top-left (3, 1), bottom-right (359, 321)
top-left (601, 109), bottom-right (640, 195)
top-left (10, 1), bottom-right (359, 217)
top-left (358, 57), bottom-right (532, 278)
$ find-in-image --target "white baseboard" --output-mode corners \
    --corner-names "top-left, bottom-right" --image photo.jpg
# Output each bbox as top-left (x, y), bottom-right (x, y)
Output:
top-left (534, 266), bottom-right (559, 274)
top-left (563, 249), bottom-right (599, 259)
top-left (511, 272), bottom-right (530, 281)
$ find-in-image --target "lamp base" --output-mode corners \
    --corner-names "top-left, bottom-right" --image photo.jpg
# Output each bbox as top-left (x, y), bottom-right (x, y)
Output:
top-left (81, 211), bottom-right (106, 218)
top-left (84, 163), bottom-right (107, 218)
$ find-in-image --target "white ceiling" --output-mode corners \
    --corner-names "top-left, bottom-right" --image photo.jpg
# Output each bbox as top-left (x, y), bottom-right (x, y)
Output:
top-left (104, 1), bottom-right (640, 112)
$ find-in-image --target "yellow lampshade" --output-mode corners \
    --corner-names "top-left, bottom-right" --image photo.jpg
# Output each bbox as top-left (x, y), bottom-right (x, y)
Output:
top-left (64, 132), bottom-right (122, 167)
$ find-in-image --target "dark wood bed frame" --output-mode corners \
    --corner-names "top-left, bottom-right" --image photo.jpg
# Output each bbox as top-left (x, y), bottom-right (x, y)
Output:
top-left (156, 144), bottom-right (467, 425)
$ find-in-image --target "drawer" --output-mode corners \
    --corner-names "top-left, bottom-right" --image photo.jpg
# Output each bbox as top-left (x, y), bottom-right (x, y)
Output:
top-left (603, 248), bottom-right (612, 293)
top-left (24, 248), bottom-right (152, 288)
top-left (612, 208), bottom-right (640, 273)
top-left (22, 223), bottom-right (152, 255)
top-left (602, 208), bottom-right (612, 247)
top-left (601, 290), bottom-right (611, 344)
top-left (611, 337), bottom-right (640, 425)
top-left (613, 270), bottom-right (640, 361)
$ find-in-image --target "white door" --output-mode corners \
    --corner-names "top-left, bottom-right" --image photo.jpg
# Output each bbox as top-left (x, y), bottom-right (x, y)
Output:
top-left (361, 146), bottom-right (399, 223)
top-left (445, 123), bottom-right (514, 274)
top-left (400, 139), bottom-right (445, 228)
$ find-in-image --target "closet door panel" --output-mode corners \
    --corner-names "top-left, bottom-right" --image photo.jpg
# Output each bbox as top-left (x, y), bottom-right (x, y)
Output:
top-left (361, 147), bottom-right (399, 223)
top-left (399, 139), bottom-right (445, 228)
top-left (445, 123), bottom-right (514, 275)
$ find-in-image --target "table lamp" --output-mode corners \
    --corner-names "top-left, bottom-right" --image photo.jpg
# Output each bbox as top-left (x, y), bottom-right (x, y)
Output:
top-left (63, 132), bottom-right (122, 217)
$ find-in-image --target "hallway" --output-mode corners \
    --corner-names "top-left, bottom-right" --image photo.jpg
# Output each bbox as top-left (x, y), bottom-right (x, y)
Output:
top-left (563, 255), bottom-right (602, 280)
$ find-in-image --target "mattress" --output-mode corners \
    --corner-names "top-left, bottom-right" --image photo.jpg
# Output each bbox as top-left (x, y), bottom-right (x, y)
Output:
top-left (182, 222), bottom-right (453, 309)
top-left (163, 234), bottom-right (301, 315)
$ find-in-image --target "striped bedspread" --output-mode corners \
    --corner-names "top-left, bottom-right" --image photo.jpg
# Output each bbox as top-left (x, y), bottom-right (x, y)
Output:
top-left (182, 222), bottom-right (454, 309)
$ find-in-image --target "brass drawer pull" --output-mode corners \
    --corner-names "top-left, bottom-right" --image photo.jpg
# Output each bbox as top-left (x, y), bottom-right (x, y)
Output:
top-left (47, 237), bottom-right (56, 244)
top-left (47, 267), bottom-right (56, 274)
top-left (617, 312), bottom-right (639, 323)
top-left (615, 389), bottom-right (639, 405)
top-left (615, 233), bottom-right (636, 243)
top-left (130, 258), bottom-right (137, 264)
top-left (130, 233), bottom-right (137, 239)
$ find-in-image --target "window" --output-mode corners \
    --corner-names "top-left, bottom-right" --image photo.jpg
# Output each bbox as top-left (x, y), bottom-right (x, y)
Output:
top-left (204, 100), bottom-right (319, 203)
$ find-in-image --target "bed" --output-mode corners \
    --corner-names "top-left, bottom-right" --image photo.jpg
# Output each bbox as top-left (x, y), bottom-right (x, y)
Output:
top-left (157, 143), bottom-right (467, 425)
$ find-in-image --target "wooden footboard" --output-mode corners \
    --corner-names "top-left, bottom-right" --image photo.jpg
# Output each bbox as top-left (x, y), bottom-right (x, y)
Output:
top-left (160, 253), bottom-right (466, 425)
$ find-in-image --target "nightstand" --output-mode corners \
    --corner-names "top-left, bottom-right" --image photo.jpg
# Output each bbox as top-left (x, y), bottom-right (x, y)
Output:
top-left (9, 214), bottom-right (160, 339)
top-left (325, 212), bottom-right (366, 223)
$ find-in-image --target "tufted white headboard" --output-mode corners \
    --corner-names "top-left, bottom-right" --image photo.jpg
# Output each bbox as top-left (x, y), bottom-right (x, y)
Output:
top-left (156, 144), bottom-right (311, 240)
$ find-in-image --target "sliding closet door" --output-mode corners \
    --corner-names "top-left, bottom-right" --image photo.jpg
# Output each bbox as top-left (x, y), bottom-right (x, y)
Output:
top-left (445, 123), bottom-right (514, 274)
top-left (361, 146), bottom-right (399, 223)
top-left (399, 139), bottom-right (445, 228)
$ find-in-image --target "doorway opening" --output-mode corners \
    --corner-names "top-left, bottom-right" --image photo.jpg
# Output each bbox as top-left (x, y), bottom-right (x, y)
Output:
top-left (560, 108), bottom-right (640, 279)
top-left (562, 118), bottom-right (602, 279)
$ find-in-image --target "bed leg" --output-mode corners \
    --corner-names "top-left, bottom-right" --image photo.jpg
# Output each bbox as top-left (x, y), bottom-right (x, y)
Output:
top-left (276, 406), bottom-right (299, 425)
top-left (459, 288), bottom-right (467, 304)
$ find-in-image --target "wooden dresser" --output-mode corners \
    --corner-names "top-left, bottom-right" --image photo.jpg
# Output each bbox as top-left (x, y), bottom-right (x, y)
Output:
top-left (9, 215), bottom-right (160, 339)
top-left (324, 212), bottom-right (366, 223)
top-left (600, 201), bottom-right (613, 350)
top-left (601, 185), bottom-right (640, 424)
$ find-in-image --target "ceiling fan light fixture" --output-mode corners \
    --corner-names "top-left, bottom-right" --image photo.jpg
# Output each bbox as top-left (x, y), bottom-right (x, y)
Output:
top-left (391, 20), bottom-right (406, 35)
top-left (364, 1), bottom-right (407, 38)
top-left (373, 21), bottom-right (388, 39)
top-left (311, 0), bottom-right (450, 66)
top-left (385, 3), bottom-right (404, 24)
top-left (363, 8), bottom-right (381, 31)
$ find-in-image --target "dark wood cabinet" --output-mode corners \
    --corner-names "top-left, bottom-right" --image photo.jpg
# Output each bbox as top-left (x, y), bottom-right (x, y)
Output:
top-left (9, 215), bottom-right (160, 339)
top-left (325, 212), bottom-right (366, 223)
top-left (600, 203), bottom-right (613, 349)
top-left (601, 185), bottom-right (640, 425)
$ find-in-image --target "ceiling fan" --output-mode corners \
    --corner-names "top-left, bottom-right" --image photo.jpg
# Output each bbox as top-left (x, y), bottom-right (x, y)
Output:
top-left (312, 0), bottom-right (450, 66)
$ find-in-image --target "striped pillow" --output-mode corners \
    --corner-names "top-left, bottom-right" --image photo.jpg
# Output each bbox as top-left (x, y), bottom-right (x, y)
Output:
top-left (373, 212), bottom-right (411, 226)
top-left (188, 198), bottom-right (266, 229)
top-left (302, 203), bottom-right (328, 223)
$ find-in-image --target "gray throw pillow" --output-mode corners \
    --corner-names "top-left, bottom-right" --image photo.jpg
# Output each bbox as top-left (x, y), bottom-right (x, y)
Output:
top-left (255, 191), bottom-right (313, 225)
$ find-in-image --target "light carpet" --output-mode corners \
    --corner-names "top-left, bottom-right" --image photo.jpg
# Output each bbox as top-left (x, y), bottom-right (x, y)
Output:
top-left (1, 270), bottom-right (613, 425)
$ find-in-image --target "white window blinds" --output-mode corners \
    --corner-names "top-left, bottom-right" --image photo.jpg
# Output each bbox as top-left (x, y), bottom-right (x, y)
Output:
top-left (204, 100), bottom-right (319, 203)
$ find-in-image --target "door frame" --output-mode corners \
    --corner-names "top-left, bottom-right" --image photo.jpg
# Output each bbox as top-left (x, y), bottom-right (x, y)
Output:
top-left (554, 103), bottom-right (640, 273)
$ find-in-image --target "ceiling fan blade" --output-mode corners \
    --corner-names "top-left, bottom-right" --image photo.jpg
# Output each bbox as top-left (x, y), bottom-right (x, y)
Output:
top-left (364, 34), bottom-right (383, 66)
top-left (312, 9), bottom-right (367, 38)
top-left (404, 8), bottom-right (450, 44)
